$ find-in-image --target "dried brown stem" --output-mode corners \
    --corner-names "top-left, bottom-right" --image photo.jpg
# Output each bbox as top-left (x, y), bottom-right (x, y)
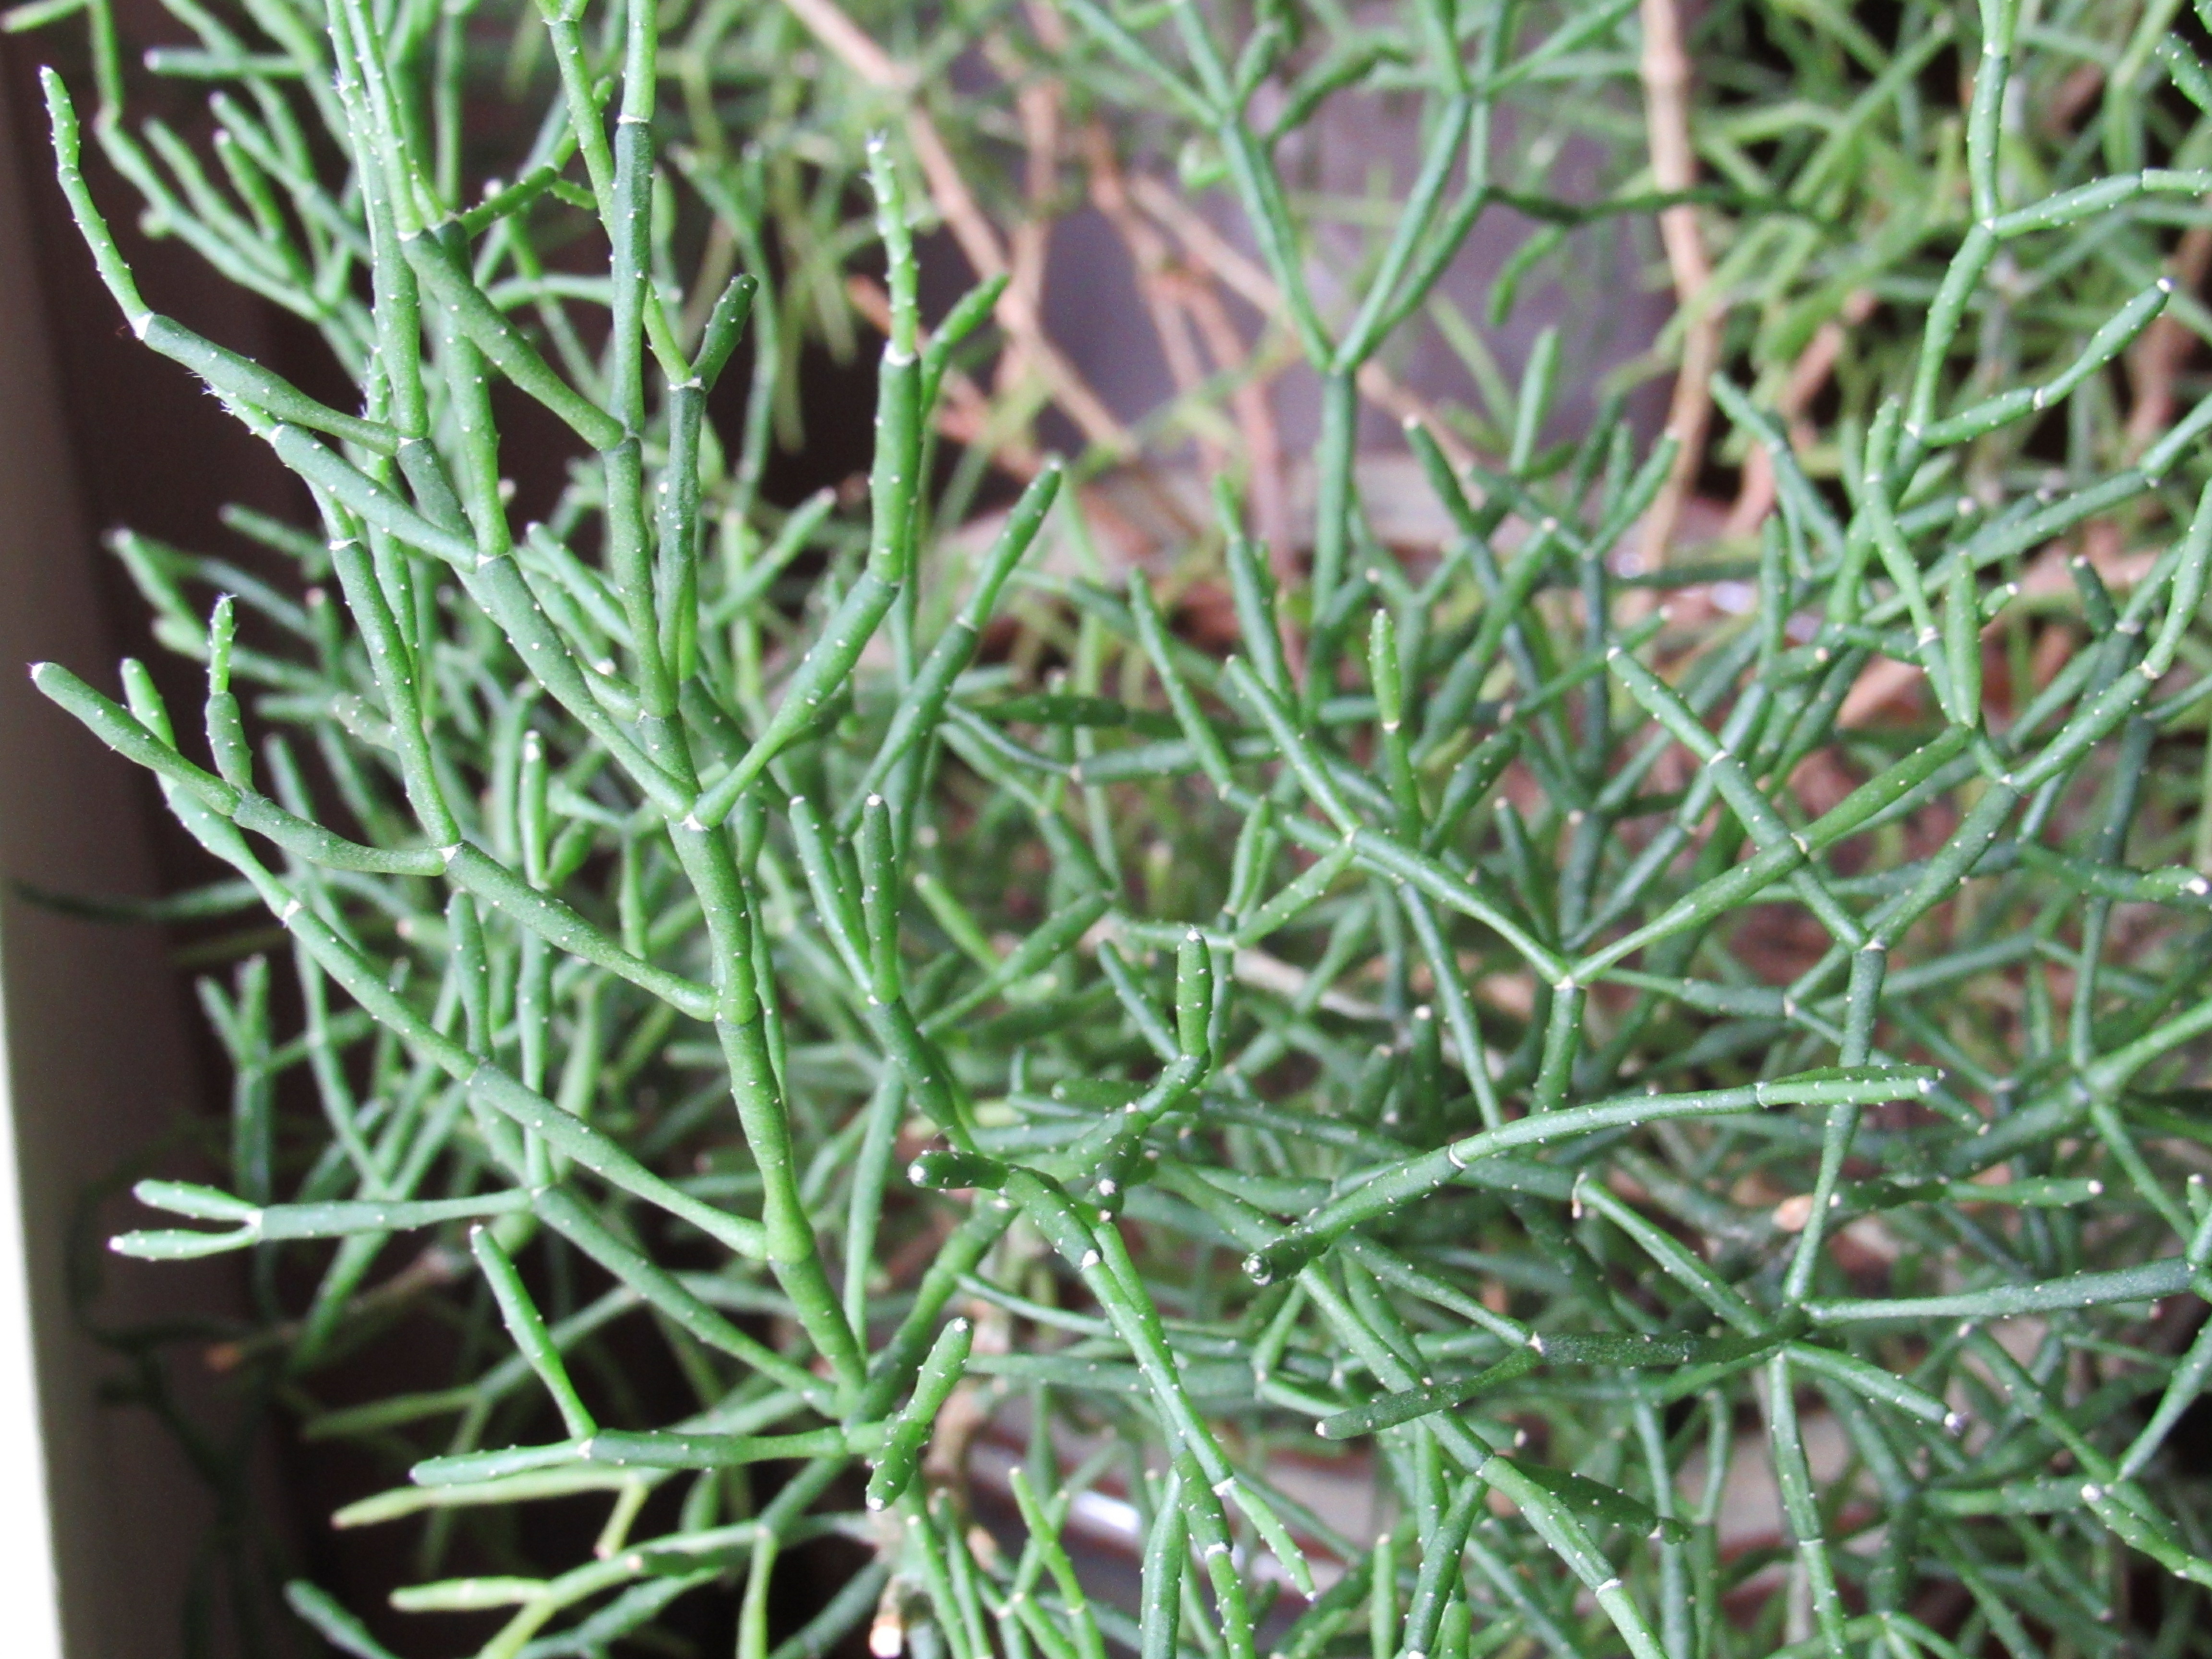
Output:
top-left (1081, 121), bottom-right (1296, 565)
top-left (774, 0), bottom-right (1130, 457)
top-left (1722, 289), bottom-right (1875, 540)
top-left (778, 0), bottom-right (911, 91)
top-left (1185, 279), bottom-right (1294, 561)
top-left (991, 16), bottom-right (1063, 412)
top-left (1637, 0), bottom-right (1721, 568)
top-left (2128, 225), bottom-right (2212, 455)
top-left (1079, 124), bottom-right (1222, 453)
top-left (1124, 174), bottom-right (1477, 469)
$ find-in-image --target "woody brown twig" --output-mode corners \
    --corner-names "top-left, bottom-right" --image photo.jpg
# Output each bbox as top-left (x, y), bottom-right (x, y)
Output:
top-left (1723, 289), bottom-right (1876, 540)
top-left (1123, 173), bottom-right (1477, 469)
top-left (1637, 0), bottom-right (1721, 568)
top-left (2128, 225), bottom-right (2212, 455)
top-left (1081, 121), bottom-right (1296, 568)
top-left (777, 0), bottom-right (1130, 457)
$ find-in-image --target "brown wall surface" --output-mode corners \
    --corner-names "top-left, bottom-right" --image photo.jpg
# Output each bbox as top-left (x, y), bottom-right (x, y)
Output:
top-left (0, 45), bottom-right (242, 1659)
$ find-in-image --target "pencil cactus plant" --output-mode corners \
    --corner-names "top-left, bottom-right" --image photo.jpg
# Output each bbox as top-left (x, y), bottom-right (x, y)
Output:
top-left (20, 0), bottom-right (2212, 1653)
